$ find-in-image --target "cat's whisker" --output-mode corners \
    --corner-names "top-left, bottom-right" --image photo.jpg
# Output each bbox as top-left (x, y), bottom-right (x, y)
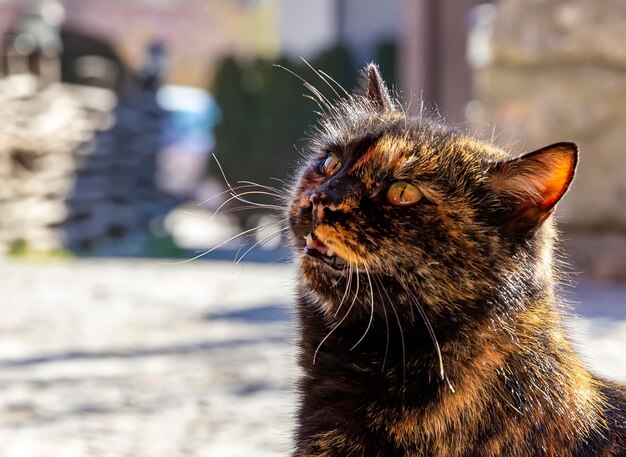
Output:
top-left (211, 154), bottom-right (284, 211)
top-left (205, 195), bottom-right (283, 229)
top-left (444, 374), bottom-right (456, 394)
top-left (196, 185), bottom-right (250, 207)
top-left (211, 153), bottom-right (238, 195)
top-left (400, 280), bottom-right (446, 383)
top-left (376, 277), bottom-right (406, 386)
top-left (313, 264), bottom-right (360, 365)
top-left (236, 180), bottom-right (289, 200)
top-left (319, 69), bottom-right (352, 99)
top-left (197, 184), bottom-right (281, 207)
top-left (303, 82), bottom-right (333, 112)
top-left (334, 262), bottom-right (354, 318)
top-left (233, 217), bottom-right (288, 260)
top-left (269, 176), bottom-right (289, 186)
top-left (300, 57), bottom-right (344, 101)
top-left (236, 231), bottom-right (284, 265)
top-left (350, 266), bottom-right (375, 351)
top-left (373, 278), bottom-right (390, 374)
top-left (226, 190), bottom-right (285, 210)
top-left (389, 299), bottom-right (407, 390)
top-left (165, 218), bottom-right (287, 265)
top-left (273, 64), bottom-right (333, 113)
top-left (235, 226), bottom-right (288, 264)
top-left (303, 95), bottom-right (327, 115)
top-left (220, 206), bottom-right (282, 216)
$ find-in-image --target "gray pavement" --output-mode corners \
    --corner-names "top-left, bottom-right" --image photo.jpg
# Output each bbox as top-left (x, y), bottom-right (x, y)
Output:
top-left (1, 258), bottom-right (625, 457)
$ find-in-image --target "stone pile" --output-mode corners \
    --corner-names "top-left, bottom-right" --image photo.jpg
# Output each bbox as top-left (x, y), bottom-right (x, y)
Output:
top-left (471, 0), bottom-right (626, 280)
top-left (0, 74), bottom-right (175, 255)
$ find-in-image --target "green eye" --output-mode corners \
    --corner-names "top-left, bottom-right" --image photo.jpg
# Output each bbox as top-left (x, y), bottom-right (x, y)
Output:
top-left (321, 153), bottom-right (341, 177)
top-left (387, 181), bottom-right (423, 206)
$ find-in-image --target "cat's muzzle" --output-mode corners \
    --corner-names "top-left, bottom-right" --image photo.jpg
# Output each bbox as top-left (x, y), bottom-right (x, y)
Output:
top-left (303, 232), bottom-right (347, 270)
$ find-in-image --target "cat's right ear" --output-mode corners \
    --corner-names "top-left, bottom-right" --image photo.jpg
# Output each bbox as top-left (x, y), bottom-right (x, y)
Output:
top-left (359, 63), bottom-right (394, 112)
top-left (489, 142), bottom-right (578, 232)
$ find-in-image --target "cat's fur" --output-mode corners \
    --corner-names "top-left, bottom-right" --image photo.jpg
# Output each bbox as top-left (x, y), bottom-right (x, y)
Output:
top-left (286, 64), bottom-right (626, 456)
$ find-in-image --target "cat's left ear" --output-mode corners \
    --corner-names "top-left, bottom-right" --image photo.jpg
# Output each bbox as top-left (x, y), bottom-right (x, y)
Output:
top-left (489, 142), bottom-right (578, 231)
top-left (360, 63), bottom-right (394, 112)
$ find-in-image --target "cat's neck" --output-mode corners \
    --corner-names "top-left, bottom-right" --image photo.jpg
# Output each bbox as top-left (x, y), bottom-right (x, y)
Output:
top-left (296, 281), bottom-right (607, 452)
top-left (298, 283), bottom-right (566, 385)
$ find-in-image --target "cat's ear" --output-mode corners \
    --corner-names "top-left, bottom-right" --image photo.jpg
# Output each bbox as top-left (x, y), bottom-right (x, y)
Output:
top-left (489, 142), bottom-right (578, 231)
top-left (359, 63), bottom-right (394, 112)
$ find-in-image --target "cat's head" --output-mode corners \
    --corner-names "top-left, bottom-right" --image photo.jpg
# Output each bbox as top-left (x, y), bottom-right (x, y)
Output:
top-left (287, 63), bottom-right (577, 324)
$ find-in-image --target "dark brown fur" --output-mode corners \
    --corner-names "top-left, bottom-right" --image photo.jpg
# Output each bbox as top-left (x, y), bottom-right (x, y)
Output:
top-left (286, 64), bottom-right (626, 456)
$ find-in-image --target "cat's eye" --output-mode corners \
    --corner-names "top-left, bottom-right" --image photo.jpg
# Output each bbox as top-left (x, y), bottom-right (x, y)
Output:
top-left (387, 181), bottom-right (423, 206)
top-left (320, 153), bottom-right (341, 177)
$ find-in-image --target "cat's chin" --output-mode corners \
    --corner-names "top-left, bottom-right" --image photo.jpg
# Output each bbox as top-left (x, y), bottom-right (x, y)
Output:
top-left (300, 253), bottom-right (347, 277)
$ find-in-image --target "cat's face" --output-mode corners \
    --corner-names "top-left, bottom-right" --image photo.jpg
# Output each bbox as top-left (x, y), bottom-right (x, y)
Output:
top-left (287, 64), bottom-right (577, 322)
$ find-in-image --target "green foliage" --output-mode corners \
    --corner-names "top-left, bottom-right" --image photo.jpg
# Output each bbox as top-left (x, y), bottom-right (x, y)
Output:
top-left (211, 56), bottom-right (308, 190)
top-left (8, 239), bottom-right (73, 260)
top-left (143, 233), bottom-right (187, 258)
top-left (8, 239), bottom-right (28, 257)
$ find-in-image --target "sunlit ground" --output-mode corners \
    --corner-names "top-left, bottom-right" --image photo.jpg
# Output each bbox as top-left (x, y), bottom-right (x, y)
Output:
top-left (1, 258), bottom-right (625, 457)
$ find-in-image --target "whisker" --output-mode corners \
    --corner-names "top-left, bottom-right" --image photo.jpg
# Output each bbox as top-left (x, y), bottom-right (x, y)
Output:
top-left (181, 151), bottom-right (288, 271)
top-left (300, 57), bottom-right (342, 100)
top-left (313, 264), bottom-right (360, 364)
top-left (373, 278), bottom-right (390, 373)
top-left (319, 69), bottom-right (352, 99)
top-left (377, 278), bottom-right (406, 385)
top-left (197, 184), bottom-right (278, 206)
top-left (235, 226), bottom-right (288, 264)
top-left (445, 374), bottom-right (456, 394)
top-left (274, 64), bottom-right (333, 112)
top-left (303, 94), bottom-right (326, 113)
top-left (163, 219), bottom-right (286, 265)
top-left (400, 280), bottom-right (446, 383)
top-left (304, 82), bottom-right (333, 112)
top-left (269, 177), bottom-right (289, 186)
top-left (220, 206), bottom-right (281, 216)
top-left (334, 262), bottom-right (353, 318)
top-left (389, 300), bottom-right (406, 390)
top-left (212, 153), bottom-right (237, 196)
top-left (236, 180), bottom-right (289, 200)
top-left (226, 190), bottom-right (284, 210)
top-left (205, 192), bottom-right (283, 228)
top-left (211, 154), bottom-right (284, 210)
top-left (350, 266), bottom-right (375, 351)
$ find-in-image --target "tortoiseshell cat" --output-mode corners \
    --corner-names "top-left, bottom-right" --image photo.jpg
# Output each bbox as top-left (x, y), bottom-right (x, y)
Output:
top-left (286, 64), bottom-right (626, 456)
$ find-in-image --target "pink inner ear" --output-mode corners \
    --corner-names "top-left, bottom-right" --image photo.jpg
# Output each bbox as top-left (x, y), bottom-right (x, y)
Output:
top-left (521, 149), bottom-right (577, 210)
top-left (536, 154), bottom-right (576, 209)
top-left (490, 143), bottom-right (578, 227)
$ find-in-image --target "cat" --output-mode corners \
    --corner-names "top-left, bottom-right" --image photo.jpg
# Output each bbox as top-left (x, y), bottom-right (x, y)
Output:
top-left (285, 63), bottom-right (626, 456)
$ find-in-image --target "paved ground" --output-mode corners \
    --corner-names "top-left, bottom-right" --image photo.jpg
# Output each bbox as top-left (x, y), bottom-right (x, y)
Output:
top-left (1, 258), bottom-right (625, 457)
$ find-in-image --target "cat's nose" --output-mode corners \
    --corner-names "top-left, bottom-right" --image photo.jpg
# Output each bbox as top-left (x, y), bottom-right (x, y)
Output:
top-left (309, 191), bottom-right (351, 224)
top-left (309, 192), bottom-right (340, 212)
top-left (309, 176), bottom-right (361, 223)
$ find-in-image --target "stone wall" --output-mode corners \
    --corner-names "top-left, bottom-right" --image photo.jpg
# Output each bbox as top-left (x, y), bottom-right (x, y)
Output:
top-left (471, 0), bottom-right (626, 280)
top-left (0, 74), bottom-right (176, 255)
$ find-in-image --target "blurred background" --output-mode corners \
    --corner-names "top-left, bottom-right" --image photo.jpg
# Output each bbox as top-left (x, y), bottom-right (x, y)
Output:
top-left (1, 0), bottom-right (625, 456)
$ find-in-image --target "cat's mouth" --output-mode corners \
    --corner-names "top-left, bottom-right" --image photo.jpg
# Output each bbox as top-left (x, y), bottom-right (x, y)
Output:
top-left (303, 232), bottom-right (347, 271)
